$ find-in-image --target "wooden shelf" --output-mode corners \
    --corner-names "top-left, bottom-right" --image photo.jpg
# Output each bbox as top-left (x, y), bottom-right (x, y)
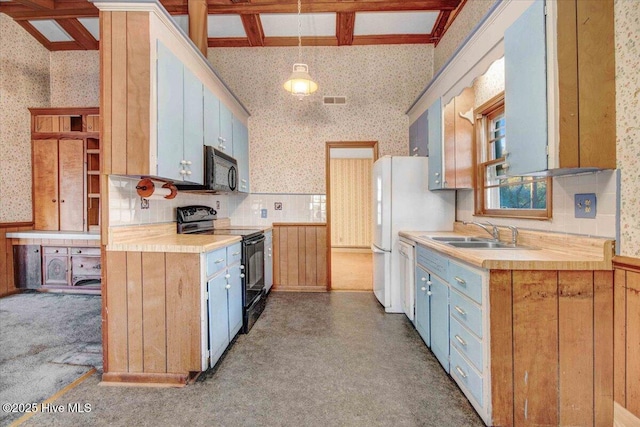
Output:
top-left (88, 193), bottom-right (100, 198)
top-left (86, 149), bottom-right (100, 154)
top-left (87, 170), bottom-right (100, 175)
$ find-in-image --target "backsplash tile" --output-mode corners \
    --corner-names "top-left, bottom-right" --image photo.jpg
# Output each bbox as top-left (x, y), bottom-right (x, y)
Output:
top-left (456, 170), bottom-right (619, 238)
top-left (228, 193), bottom-right (326, 226)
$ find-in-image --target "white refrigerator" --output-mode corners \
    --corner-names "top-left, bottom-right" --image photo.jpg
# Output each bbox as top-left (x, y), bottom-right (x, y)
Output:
top-left (372, 156), bottom-right (455, 313)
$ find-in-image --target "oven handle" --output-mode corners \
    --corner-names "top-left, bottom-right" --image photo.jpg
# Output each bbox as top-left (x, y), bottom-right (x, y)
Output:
top-left (244, 235), bottom-right (265, 246)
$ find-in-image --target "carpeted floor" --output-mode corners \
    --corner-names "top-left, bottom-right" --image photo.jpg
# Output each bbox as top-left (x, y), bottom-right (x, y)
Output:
top-left (17, 292), bottom-right (482, 427)
top-left (0, 292), bottom-right (102, 426)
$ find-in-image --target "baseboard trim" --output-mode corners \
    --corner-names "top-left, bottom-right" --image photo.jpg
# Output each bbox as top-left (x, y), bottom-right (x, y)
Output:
top-left (100, 372), bottom-right (188, 387)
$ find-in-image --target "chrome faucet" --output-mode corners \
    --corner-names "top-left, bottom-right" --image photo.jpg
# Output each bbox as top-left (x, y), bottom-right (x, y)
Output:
top-left (504, 225), bottom-right (519, 245)
top-left (463, 221), bottom-right (500, 240)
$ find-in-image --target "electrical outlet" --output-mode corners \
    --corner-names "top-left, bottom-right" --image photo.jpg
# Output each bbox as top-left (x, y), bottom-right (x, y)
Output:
top-left (575, 193), bottom-right (596, 218)
top-left (261, 209), bottom-right (268, 218)
top-left (141, 198), bottom-right (150, 209)
top-left (274, 202), bottom-right (283, 211)
top-left (216, 200), bottom-right (220, 209)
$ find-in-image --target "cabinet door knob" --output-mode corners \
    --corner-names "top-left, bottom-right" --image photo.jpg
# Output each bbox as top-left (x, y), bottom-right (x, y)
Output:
top-left (186, 171), bottom-right (192, 175)
top-left (435, 180), bottom-right (440, 184)
top-left (186, 160), bottom-right (192, 165)
top-left (240, 273), bottom-right (245, 278)
top-left (239, 265), bottom-right (245, 270)
top-left (77, 250), bottom-right (82, 253)
top-left (225, 284), bottom-right (231, 290)
top-left (80, 264), bottom-right (84, 268)
top-left (420, 277), bottom-right (427, 282)
top-left (435, 172), bottom-right (440, 177)
top-left (225, 274), bottom-right (231, 279)
top-left (34, 249), bottom-right (39, 253)
top-left (427, 291), bottom-right (432, 296)
top-left (52, 199), bottom-right (57, 203)
top-left (421, 286), bottom-right (427, 291)
top-left (54, 249), bottom-right (59, 253)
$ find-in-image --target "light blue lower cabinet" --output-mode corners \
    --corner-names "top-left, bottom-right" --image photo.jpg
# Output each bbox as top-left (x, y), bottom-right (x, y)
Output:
top-left (415, 265), bottom-right (431, 347)
top-left (227, 263), bottom-right (243, 339)
top-left (430, 275), bottom-right (449, 373)
top-left (450, 344), bottom-right (484, 407)
top-left (207, 273), bottom-right (229, 368)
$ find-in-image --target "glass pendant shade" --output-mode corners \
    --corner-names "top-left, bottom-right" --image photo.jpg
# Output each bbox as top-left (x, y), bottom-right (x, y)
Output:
top-left (283, 63), bottom-right (318, 98)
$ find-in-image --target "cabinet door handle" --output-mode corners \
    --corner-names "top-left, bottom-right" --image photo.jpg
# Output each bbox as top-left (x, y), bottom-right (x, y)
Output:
top-left (455, 366), bottom-right (468, 379)
top-left (412, 147), bottom-right (418, 152)
top-left (215, 259), bottom-right (224, 264)
top-left (232, 251), bottom-right (240, 256)
top-left (454, 305), bottom-right (466, 316)
top-left (454, 276), bottom-right (466, 286)
top-left (225, 284), bottom-right (231, 290)
top-left (455, 334), bottom-right (467, 346)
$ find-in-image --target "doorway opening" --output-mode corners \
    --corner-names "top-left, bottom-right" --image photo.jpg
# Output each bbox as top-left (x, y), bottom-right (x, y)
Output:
top-left (326, 141), bottom-right (379, 291)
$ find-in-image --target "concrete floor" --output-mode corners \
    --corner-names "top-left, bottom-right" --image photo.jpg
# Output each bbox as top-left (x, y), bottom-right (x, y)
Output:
top-left (16, 292), bottom-right (482, 427)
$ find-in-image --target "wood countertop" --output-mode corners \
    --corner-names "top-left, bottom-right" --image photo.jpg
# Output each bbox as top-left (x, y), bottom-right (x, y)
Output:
top-left (400, 222), bottom-right (614, 271)
top-left (107, 223), bottom-right (241, 253)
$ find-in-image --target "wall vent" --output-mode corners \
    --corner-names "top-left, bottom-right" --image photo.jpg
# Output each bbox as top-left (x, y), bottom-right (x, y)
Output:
top-left (323, 96), bottom-right (347, 105)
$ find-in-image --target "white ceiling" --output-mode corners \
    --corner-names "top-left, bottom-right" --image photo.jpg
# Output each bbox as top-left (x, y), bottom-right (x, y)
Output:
top-left (29, 11), bottom-right (442, 45)
top-left (354, 11), bottom-right (439, 36)
top-left (29, 20), bottom-right (73, 42)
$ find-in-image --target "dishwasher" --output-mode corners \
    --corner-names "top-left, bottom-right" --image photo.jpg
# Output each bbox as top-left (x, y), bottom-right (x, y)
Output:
top-left (398, 239), bottom-right (415, 324)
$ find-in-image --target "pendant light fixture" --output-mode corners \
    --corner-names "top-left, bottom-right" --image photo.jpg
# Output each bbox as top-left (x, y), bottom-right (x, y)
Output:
top-left (283, 0), bottom-right (318, 99)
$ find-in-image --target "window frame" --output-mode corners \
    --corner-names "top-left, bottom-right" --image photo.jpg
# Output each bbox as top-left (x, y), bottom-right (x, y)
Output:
top-left (474, 92), bottom-right (552, 219)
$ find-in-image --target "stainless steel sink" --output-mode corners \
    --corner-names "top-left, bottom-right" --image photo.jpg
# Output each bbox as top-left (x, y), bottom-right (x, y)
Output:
top-left (426, 236), bottom-right (490, 242)
top-left (447, 241), bottom-right (536, 250)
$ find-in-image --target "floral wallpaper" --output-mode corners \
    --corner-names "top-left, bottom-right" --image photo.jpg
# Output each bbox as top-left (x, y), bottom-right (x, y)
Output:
top-left (615, 0), bottom-right (640, 257)
top-left (208, 45), bottom-right (433, 194)
top-left (0, 15), bottom-right (50, 222)
top-left (50, 51), bottom-right (100, 107)
top-left (434, 0), bottom-right (496, 73)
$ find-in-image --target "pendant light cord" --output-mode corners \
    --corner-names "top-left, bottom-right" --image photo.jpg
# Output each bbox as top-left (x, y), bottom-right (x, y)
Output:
top-left (297, 0), bottom-right (302, 62)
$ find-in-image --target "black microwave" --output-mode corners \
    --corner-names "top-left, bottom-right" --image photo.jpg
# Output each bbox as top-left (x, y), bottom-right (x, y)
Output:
top-left (205, 146), bottom-right (237, 192)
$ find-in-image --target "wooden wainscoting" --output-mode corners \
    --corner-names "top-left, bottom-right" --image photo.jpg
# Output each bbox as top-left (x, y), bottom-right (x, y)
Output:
top-left (0, 222), bottom-right (34, 298)
top-left (489, 269), bottom-right (614, 426)
top-left (613, 256), bottom-right (640, 425)
top-left (272, 223), bottom-right (327, 292)
top-left (102, 251), bottom-right (201, 386)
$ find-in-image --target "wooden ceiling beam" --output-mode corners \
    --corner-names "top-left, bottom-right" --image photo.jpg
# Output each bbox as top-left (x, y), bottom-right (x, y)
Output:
top-left (11, 0), bottom-right (54, 10)
top-left (49, 40), bottom-right (86, 50)
top-left (263, 36), bottom-right (338, 47)
top-left (188, 0), bottom-right (209, 55)
top-left (207, 37), bottom-right (251, 48)
top-left (240, 14), bottom-right (265, 47)
top-left (336, 12), bottom-right (355, 46)
top-left (203, 0), bottom-right (461, 14)
top-left (55, 18), bottom-right (98, 49)
top-left (430, 10), bottom-right (451, 43)
top-left (4, 7), bottom-right (98, 20)
top-left (352, 34), bottom-right (433, 45)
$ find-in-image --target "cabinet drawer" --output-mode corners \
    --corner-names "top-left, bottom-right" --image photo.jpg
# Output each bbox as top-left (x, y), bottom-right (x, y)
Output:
top-left (416, 245), bottom-right (448, 279)
top-left (450, 345), bottom-right (484, 407)
top-left (450, 316), bottom-right (483, 373)
top-left (71, 256), bottom-right (101, 275)
top-left (226, 243), bottom-right (242, 265)
top-left (70, 247), bottom-right (100, 256)
top-left (448, 261), bottom-right (483, 304)
top-left (206, 247), bottom-right (227, 277)
top-left (44, 247), bottom-right (67, 255)
top-left (450, 289), bottom-right (483, 338)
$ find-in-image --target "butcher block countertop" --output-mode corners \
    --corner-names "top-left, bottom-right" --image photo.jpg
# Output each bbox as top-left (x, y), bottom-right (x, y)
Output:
top-left (400, 222), bottom-right (615, 271)
top-left (6, 230), bottom-right (101, 240)
top-left (107, 223), bottom-right (242, 253)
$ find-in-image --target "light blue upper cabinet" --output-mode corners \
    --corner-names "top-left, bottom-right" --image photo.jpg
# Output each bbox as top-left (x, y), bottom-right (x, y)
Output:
top-left (504, 0), bottom-right (547, 175)
top-left (183, 67), bottom-right (204, 184)
top-left (203, 87), bottom-right (221, 148)
top-left (410, 109), bottom-right (429, 157)
top-left (219, 102), bottom-right (233, 154)
top-left (233, 116), bottom-right (250, 193)
top-left (157, 41), bottom-right (184, 182)
top-left (427, 98), bottom-right (443, 190)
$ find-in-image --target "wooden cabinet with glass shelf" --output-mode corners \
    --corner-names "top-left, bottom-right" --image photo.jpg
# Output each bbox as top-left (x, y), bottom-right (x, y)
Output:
top-left (29, 108), bottom-right (100, 232)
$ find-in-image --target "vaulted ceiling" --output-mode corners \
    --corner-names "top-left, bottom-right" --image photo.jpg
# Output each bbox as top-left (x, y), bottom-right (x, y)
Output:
top-left (0, 0), bottom-right (466, 51)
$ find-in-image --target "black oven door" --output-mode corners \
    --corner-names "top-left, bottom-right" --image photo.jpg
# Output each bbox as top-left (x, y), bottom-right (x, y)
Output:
top-left (243, 235), bottom-right (265, 308)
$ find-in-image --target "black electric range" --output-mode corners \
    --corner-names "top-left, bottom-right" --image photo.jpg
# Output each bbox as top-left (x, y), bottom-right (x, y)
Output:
top-left (176, 205), bottom-right (266, 333)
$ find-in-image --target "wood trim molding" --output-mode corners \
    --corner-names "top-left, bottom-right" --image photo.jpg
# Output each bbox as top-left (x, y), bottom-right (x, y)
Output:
top-left (101, 372), bottom-right (189, 387)
top-left (187, 0), bottom-right (208, 55)
top-left (0, 222), bottom-right (34, 229)
top-left (263, 36), bottom-right (338, 47)
top-left (207, 37), bottom-right (251, 48)
top-left (431, 10), bottom-right (451, 44)
top-left (613, 256), bottom-right (640, 273)
top-left (12, 0), bottom-right (54, 10)
top-left (352, 34), bottom-right (433, 45)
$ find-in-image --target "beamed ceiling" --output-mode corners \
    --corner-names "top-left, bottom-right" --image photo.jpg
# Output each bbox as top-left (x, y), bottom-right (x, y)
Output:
top-left (0, 0), bottom-right (466, 51)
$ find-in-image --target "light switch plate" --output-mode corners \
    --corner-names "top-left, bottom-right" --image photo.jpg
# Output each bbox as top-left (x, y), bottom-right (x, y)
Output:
top-left (575, 193), bottom-right (596, 218)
